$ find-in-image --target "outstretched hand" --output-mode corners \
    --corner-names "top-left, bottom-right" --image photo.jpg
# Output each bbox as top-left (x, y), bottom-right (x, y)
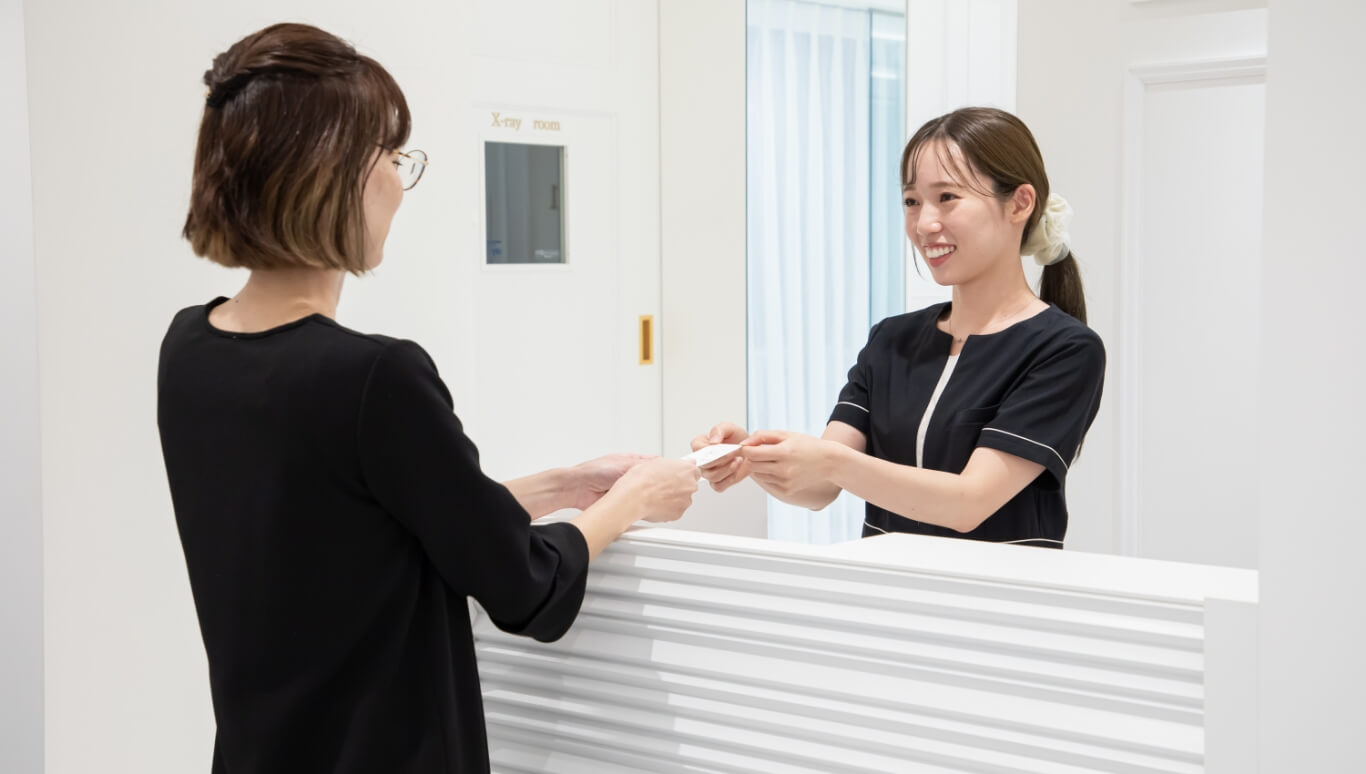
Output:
top-left (608, 457), bottom-right (701, 523)
top-left (567, 453), bottom-right (654, 510)
top-left (742, 430), bottom-right (835, 498)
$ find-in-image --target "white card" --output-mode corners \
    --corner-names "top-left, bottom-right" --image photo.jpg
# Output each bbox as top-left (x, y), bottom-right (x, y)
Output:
top-left (684, 443), bottom-right (742, 467)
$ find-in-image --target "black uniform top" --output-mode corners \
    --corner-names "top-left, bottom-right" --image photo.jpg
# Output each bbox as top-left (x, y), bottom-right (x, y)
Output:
top-left (157, 298), bottom-right (589, 774)
top-left (829, 302), bottom-right (1105, 547)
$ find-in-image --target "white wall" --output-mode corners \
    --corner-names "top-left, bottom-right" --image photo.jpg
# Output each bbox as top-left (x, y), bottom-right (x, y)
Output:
top-left (1259, 0), bottom-right (1366, 768)
top-left (1020, 0), bottom-right (1366, 764)
top-left (1016, 0), bottom-right (1123, 555)
top-left (1017, 1), bottom-right (1268, 563)
top-left (659, 0), bottom-right (768, 537)
top-left (1, 1), bottom-right (43, 772)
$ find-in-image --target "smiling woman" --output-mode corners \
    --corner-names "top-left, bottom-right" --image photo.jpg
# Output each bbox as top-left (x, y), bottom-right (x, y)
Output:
top-left (696, 106), bottom-right (1105, 549)
top-left (902, 107), bottom-right (1086, 324)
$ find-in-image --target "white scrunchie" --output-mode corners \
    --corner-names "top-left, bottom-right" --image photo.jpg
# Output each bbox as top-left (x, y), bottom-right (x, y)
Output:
top-left (1022, 193), bottom-right (1073, 267)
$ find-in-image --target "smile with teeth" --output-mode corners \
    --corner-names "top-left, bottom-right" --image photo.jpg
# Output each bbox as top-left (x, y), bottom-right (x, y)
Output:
top-left (923, 245), bottom-right (955, 259)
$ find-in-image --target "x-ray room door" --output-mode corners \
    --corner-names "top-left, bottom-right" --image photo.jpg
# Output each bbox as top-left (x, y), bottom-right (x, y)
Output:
top-left (462, 0), bottom-right (662, 479)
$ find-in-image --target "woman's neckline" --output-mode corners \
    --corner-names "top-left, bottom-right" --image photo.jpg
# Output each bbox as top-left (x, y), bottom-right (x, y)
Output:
top-left (933, 300), bottom-right (1055, 343)
top-left (200, 296), bottom-right (337, 339)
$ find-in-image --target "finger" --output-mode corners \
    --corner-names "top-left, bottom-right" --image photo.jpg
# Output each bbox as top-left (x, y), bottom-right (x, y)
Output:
top-left (743, 445), bottom-right (784, 463)
top-left (712, 459), bottom-right (749, 490)
top-left (707, 466), bottom-right (736, 488)
top-left (712, 475), bottom-right (740, 492)
top-left (697, 449), bottom-right (740, 471)
top-left (691, 434), bottom-right (711, 452)
top-left (700, 458), bottom-right (734, 478)
top-left (709, 471), bottom-right (736, 489)
top-left (714, 422), bottom-right (750, 444)
top-left (741, 430), bottom-right (786, 447)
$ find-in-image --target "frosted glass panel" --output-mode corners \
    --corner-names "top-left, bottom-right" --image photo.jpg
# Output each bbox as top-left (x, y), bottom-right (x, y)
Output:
top-left (484, 142), bottom-right (565, 264)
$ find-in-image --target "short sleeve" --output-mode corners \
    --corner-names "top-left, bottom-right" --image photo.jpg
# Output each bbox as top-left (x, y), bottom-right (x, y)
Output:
top-left (975, 330), bottom-right (1106, 489)
top-left (356, 339), bottom-right (589, 642)
top-left (829, 321), bottom-right (885, 434)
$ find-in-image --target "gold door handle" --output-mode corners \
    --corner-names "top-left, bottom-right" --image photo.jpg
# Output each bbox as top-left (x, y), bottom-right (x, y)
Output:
top-left (639, 315), bottom-right (654, 364)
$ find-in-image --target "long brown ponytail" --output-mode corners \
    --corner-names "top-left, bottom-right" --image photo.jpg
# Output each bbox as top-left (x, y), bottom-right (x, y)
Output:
top-left (1039, 253), bottom-right (1086, 324)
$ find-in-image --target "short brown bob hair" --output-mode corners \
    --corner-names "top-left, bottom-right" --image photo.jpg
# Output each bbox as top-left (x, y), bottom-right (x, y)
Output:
top-left (183, 23), bottom-right (410, 274)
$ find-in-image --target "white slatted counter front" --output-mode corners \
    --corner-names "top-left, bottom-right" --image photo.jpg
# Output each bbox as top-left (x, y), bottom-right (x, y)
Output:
top-left (473, 529), bottom-right (1257, 774)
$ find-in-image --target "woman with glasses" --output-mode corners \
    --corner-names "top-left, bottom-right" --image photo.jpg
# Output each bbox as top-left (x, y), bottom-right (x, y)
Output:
top-left (158, 23), bottom-right (699, 773)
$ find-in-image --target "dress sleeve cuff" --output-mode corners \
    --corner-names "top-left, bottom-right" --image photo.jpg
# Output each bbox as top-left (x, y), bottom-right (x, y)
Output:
top-left (828, 401), bottom-right (871, 434)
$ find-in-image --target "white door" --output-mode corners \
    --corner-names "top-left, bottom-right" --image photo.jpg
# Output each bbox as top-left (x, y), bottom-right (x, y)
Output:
top-left (460, 0), bottom-right (662, 478)
top-left (1017, 4), bottom-right (1267, 568)
top-left (1119, 11), bottom-right (1267, 570)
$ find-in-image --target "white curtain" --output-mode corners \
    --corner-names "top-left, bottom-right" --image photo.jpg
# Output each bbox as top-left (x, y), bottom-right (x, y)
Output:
top-left (747, 0), bottom-right (873, 544)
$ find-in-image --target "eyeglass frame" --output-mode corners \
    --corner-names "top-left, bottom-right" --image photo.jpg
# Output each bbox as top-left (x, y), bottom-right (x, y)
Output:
top-left (387, 148), bottom-right (429, 191)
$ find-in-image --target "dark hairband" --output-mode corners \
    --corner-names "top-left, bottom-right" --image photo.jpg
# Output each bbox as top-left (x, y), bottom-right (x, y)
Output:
top-left (205, 72), bottom-right (253, 109)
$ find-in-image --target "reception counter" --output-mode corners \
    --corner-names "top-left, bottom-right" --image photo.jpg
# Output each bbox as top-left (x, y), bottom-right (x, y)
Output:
top-left (473, 528), bottom-right (1258, 774)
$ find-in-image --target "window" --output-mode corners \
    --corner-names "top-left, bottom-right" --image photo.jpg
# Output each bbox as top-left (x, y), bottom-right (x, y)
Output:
top-left (747, 0), bottom-right (906, 543)
top-left (484, 142), bottom-right (565, 264)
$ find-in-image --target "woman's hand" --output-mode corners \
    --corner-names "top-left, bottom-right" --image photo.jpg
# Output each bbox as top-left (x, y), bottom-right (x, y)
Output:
top-left (570, 457), bottom-right (699, 559)
top-left (565, 453), bottom-right (653, 510)
top-left (607, 457), bottom-right (701, 523)
top-left (742, 430), bottom-right (839, 499)
top-left (690, 422), bottom-right (752, 492)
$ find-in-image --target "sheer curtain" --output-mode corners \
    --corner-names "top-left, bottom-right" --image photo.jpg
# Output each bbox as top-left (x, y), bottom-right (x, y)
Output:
top-left (747, 0), bottom-right (905, 543)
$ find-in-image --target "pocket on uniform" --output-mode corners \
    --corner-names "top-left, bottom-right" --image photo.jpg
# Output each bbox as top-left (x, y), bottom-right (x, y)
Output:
top-left (944, 405), bottom-right (1000, 471)
top-left (952, 405), bottom-right (1000, 426)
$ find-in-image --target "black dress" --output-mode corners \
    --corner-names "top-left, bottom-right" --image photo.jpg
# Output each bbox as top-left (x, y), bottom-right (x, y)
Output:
top-left (157, 297), bottom-right (589, 773)
top-left (829, 302), bottom-right (1105, 547)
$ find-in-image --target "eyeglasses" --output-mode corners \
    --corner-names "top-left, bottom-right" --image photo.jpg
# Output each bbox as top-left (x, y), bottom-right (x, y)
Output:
top-left (392, 149), bottom-right (429, 191)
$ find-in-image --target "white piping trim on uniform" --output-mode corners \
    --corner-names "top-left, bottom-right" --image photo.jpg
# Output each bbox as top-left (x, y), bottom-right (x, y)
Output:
top-left (837, 401), bottom-right (870, 414)
top-left (916, 355), bottom-right (960, 468)
top-left (981, 427), bottom-right (1068, 470)
top-left (861, 522), bottom-right (1061, 546)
